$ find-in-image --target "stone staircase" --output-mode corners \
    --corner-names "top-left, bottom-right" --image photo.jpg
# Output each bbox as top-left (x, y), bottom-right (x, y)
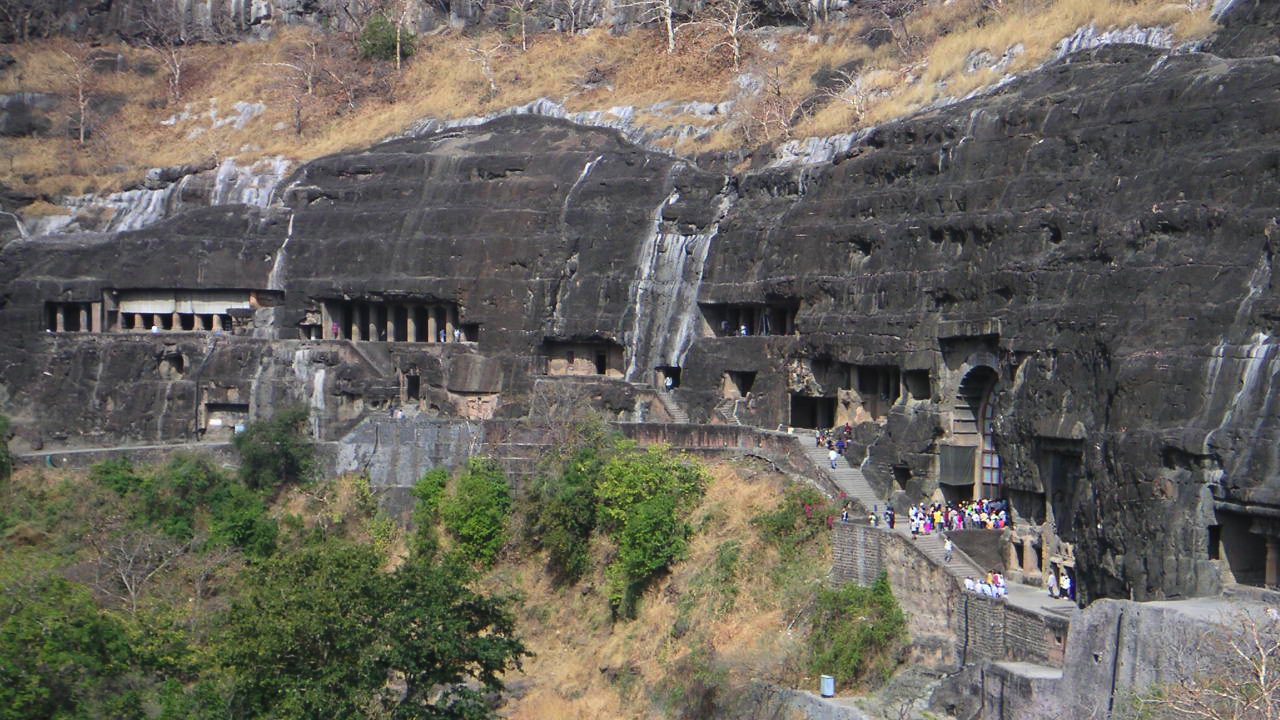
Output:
top-left (800, 437), bottom-right (883, 515)
top-left (657, 390), bottom-right (690, 423)
top-left (714, 397), bottom-right (743, 425)
top-left (913, 531), bottom-right (986, 578)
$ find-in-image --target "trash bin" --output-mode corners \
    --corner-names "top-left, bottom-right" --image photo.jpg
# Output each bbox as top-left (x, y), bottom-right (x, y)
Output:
top-left (820, 675), bottom-right (835, 698)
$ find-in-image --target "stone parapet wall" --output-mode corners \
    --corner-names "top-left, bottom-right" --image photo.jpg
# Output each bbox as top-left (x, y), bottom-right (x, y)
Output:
top-left (832, 522), bottom-right (963, 668)
top-left (832, 523), bottom-right (1068, 670)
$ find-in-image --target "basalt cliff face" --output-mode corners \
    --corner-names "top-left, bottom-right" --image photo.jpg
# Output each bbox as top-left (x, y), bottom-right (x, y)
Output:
top-left (2, 3), bottom-right (1278, 604)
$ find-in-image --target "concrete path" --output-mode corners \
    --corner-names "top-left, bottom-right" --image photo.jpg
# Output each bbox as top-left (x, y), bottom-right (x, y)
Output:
top-left (794, 430), bottom-right (1076, 619)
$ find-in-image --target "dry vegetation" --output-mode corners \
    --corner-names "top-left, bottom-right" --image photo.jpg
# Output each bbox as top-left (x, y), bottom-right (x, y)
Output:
top-left (0, 0), bottom-right (1216, 202)
top-left (485, 460), bottom-right (829, 718)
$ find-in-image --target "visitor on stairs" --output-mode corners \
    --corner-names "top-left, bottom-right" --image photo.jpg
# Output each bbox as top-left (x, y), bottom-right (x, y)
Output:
top-left (884, 506), bottom-right (895, 529)
top-left (944, 537), bottom-right (954, 563)
top-left (829, 448), bottom-right (839, 469)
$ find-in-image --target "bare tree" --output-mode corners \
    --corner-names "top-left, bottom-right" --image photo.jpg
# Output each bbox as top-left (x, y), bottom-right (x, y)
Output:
top-left (89, 527), bottom-right (187, 616)
top-left (698, 0), bottom-right (757, 70)
top-left (615, 0), bottom-right (681, 53)
top-left (499, 0), bottom-right (538, 52)
top-left (860, 0), bottom-right (927, 57)
top-left (546, 0), bottom-right (598, 34)
top-left (137, 2), bottom-right (194, 105)
top-left (737, 63), bottom-right (808, 146)
top-left (466, 41), bottom-right (508, 101)
top-left (1130, 608), bottom-right (1280, 720)
top-left (56, 42), bottom-right (96, 147)
top-left (523, 378), bottom-right (608, 457)
top-left (261, 36), bottom-right (325, 135)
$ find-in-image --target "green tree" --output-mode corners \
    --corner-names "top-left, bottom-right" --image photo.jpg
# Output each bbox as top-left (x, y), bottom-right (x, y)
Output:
top-left (0, 573), bottom-right (138, 720)
top-left (219, 541), bottom-right (527, 719)
top-left (232, 407), bottom-right (315, 491)
top-left (595, 442), bottom-right (707, 618)
top-left (440, 459), bottom-right (511, 567)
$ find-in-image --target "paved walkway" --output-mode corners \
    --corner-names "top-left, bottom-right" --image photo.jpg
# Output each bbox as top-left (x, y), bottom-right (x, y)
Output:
top-left (796, 429), bottom-right (1076, 619)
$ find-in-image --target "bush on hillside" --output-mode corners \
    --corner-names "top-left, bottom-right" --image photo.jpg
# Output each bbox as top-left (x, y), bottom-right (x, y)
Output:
top-left (530, 446), bottom-right (602, 583)
top-left (409, 467), bottom-right (449, 560)
top-left (91, 454), bottom-right (277, 557)
top-left (807, 573), bottom-right (906, 687)
top-left (440, 459), bottom-right (511, 567)
top-left (232, 407), bottom-right (314, 491)
top-left (0, 415), bottom-right (11, 483)
top-left (358, 14), bottom-right (415, 62)
top-left (596, 442), bottom-right (707, 618)
top-left (753, 485), bottom-right (839, 558)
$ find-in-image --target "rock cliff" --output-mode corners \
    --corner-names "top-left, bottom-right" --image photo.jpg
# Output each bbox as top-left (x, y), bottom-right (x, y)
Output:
top-left (2, 2), bottom-right (1278, 604)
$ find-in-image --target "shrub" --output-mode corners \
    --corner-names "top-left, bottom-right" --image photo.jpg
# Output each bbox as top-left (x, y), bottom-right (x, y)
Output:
top-left (207, 482), bottom-right (277, 559)
top-left (0, 415), bottom-right (11, 482)
top-left (440, 459), bottom-right (511, 567)
top-left (607, 491), bottom-right (690, 618)
top-left (807, 573), bottom-right (906, 688)
top-left (409, 468), bottom-right (449, 560)
top-left (531, 447), bottom-right (601, 583)
top-left (358, 14), bottom-right (415, 62)
top-left (91, 457), bottom-right (142, 496)
top-left (753, 486), bottom-right (837, 558)
top-left (232, 408), bottom-right (314, 491)
top-left (595, 442), bottom-right (705, 532)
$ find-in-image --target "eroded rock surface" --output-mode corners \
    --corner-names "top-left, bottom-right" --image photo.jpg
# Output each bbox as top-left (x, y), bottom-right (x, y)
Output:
top-left (2, 7), bottom-right (1279, 604)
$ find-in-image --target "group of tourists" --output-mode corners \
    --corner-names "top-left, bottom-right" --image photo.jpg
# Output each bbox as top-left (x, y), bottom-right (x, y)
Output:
top-left (964, 571), bottom-right (1008, 598)
top-left (907, 498), bottom-right (1010, 537)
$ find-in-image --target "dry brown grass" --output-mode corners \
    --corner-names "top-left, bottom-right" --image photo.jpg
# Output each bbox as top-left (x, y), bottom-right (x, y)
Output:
top-left (485, 460), bottom-right (825, 719)
top-left (800, 0), bottom-right (1216, 137)
top-left (0, 0), bottom-right (1219, 200)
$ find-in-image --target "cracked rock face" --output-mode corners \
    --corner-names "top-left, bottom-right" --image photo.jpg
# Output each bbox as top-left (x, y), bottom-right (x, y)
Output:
top-left (2, 10), bottom-right (1279, 602)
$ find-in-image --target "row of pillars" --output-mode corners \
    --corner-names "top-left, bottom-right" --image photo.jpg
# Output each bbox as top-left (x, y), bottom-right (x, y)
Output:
top-left (322, 300), bottom-right (461, 343)
top-left (116, 312), bottom-right (231, 333)
top-left (45, 302), bottom-right (98, 333)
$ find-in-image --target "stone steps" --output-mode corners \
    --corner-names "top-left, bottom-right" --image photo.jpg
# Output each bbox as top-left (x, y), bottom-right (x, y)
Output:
top-left (911, 531), bottom-right (987, 579)
top-left (657, 390), bottom-right (690, 423)
top-left (800, 438), bottom-right (883, 514)
top-left (714, 397), bottom-right (742, 425)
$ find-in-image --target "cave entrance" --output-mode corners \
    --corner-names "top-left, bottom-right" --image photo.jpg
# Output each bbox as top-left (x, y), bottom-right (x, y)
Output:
top-left (722, 370), bottom-right (756, 398)
top-left (790, 395), bottom-right (835, 430)
top-left (204, 402), bottom-right (249, 441)
top-left (1216, 510), bottom-right (1268, 587)
top-left (405, 374), bottom-right (421, 403)
top-left (656, 366), bottom-right (681, 390)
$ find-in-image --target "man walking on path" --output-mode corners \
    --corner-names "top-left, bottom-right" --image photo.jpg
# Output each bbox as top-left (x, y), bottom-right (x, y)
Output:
top-left (943, 537), bottom-right (954, 563)
top-left (829, 448), bottom-right (839, 469)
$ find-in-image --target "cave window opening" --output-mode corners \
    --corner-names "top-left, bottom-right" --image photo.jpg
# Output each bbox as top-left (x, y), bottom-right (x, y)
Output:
top-left (594, 352), bottom-right (607, 375)
top-left (855, 365), bottom-right (900, 419)
top-left (903, 370), bottom-right (931, 400)
top-left (723, 370), bottom-right (756, 398)
top-left (1208, 525), bottom-right (1221, 561)
top-left (460, 323), bottom-right (480, 342)
top-left (179, 314), bottom-right (196, 331)
top-left (789, 395), bottom-right (835, 429)
top-left (1216, 511), bottom-right (1267, 587)
top-left (656, 366), bottom-right (681, 389)
top-left (893, 465), bottom-right (911, 491)
top-left (405, 375), bottom-right (421, 402)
